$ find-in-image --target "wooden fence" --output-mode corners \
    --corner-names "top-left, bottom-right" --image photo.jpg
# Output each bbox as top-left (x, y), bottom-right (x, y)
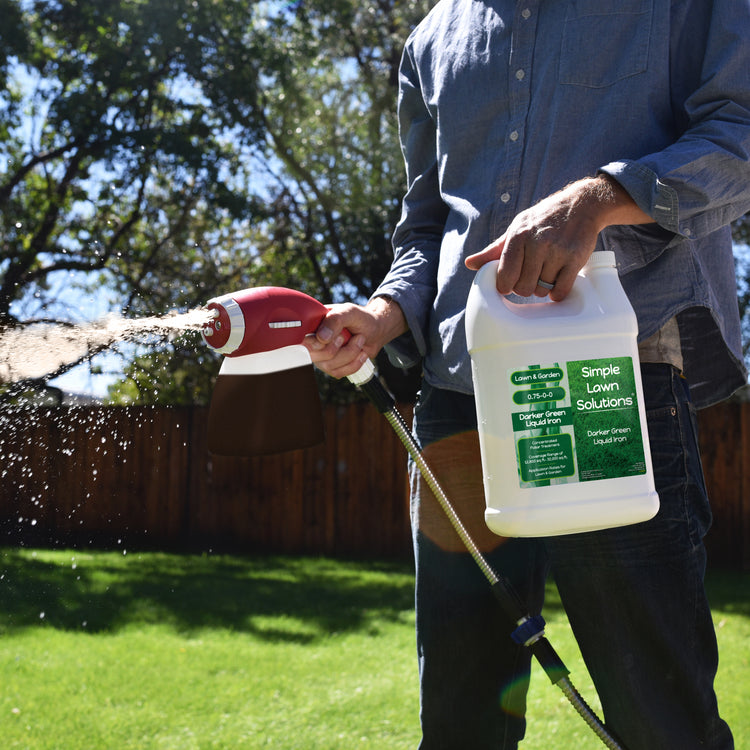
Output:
top-left (0, 403), bottom-right (413, 559)
top-left (695, 400), bottom-right (750, 570)
top-left (0, 401), bottom-right (748, 568)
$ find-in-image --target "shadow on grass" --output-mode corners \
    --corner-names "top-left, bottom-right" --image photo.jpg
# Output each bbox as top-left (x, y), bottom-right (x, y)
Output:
top-left (704, 567), bottom-right (750, 616)
top-left (2, 548), bottom-right (746, 643)
top-left (0, 549), bottom-right (417, 642)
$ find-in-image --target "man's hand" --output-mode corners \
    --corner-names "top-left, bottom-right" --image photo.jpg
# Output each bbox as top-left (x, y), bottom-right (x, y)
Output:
top-left (302, 296), bottom-right (407, 379)
top-left (465, 175), bottom-right (652, 300)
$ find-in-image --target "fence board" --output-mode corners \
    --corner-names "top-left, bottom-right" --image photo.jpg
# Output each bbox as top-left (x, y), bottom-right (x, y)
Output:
top-left (698, 402), bottom-right (749, 569)
top-left (0, 401), bottom-right (747, 567)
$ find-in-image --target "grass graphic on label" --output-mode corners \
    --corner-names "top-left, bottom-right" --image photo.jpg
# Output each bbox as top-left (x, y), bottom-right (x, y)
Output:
top-left (566, 357), bottom-right (646, 481)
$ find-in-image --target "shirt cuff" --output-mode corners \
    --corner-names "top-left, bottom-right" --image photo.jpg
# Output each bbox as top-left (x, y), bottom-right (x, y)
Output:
top-left (600, 160), bottom-right (681, 235)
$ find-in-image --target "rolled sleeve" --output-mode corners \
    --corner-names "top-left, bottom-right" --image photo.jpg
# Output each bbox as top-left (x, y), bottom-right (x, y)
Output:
top-left (371, 286), bottom-right (426, 369)
top-left (600, 160), bottom-right (680, 234)
top-left (603, 1), bottom-right (750, 245)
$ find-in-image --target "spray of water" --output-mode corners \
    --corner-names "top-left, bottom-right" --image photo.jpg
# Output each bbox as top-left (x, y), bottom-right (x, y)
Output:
top-left (0, 306), bottom-right (219, 552)
top-left (0, 308), bottom-right (214, 384)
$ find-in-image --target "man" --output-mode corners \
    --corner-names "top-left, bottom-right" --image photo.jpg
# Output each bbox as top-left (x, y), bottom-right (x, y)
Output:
top-left (304, 1), bottom-right (750, 747)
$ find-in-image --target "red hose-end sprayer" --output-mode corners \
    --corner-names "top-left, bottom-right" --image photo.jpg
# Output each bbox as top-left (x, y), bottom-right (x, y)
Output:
top-left (202, 287), bottom-right (377, 456)
top-left (202, 287), bottom-right (332, 357)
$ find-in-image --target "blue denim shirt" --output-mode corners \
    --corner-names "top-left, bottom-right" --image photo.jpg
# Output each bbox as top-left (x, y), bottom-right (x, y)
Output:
top-left (376, 0), bottom-right (750, 408)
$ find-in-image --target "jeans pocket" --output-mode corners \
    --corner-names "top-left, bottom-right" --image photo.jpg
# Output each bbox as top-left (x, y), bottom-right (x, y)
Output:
top-left (646, 399), bottom-right (713, 547)
top-left (645, 403), bottom-right (681, 489)
top-left (414, 383), bottom-right (477, 447)
top-left (559, 0), bottom-right (653, 88)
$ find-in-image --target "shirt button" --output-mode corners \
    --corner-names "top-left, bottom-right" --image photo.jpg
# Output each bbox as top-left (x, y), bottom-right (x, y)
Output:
top-left (500, 192), bottom-right (511, 203)
top-left (521, 8), bottom-right (531, 19)
top-left (515, 69), bottom-right (525, 81)
top-left (509, 130), bottom-right (519, 142)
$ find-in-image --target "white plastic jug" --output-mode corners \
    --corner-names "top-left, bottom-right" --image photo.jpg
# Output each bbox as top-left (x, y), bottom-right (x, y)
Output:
top-left (465, 251), bottom-right (659, 537)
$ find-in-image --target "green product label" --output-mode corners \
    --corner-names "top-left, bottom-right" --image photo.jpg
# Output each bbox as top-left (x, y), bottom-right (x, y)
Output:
top-left (509, 357), bottom-right (646, 488)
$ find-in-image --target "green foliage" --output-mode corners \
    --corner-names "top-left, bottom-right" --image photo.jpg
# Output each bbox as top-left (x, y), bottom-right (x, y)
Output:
top-left (734, 226), bottom-right (750, 366)
top-left (0, 0), bottom-right (27, 77)
top-left (7, 0), bottom-right (742, 405)
top-left (106, 342), bottom-right (220, 406)
top-left (732, 215), bottom-right (750, 246)
top-left (1, 0), bottom-right (255, 320)
top-left (1, 0), bottom-right (434, 404)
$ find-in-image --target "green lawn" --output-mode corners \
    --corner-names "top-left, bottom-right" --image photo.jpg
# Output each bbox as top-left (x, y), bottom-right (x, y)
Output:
top-left (0, 548), bottom-right (747, 749)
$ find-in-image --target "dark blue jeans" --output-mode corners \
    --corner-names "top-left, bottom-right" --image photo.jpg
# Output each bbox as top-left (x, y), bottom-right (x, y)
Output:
top-left (410, 364), bottom-right (733, 750)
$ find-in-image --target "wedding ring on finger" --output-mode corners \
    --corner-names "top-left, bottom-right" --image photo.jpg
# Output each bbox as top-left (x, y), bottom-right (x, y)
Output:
top-left (537, 278), bottom-right (555, 290)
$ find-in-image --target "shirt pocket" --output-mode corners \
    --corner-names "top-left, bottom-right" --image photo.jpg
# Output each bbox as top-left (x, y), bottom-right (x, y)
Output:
top-left (559, 0), bottom-right (653, 88)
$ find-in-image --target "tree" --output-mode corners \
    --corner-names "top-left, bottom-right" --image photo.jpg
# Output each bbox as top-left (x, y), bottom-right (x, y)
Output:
top-left (1, 0), bottom-right (433, 405)
top-left (732, 218), bottom-right (750, 368)
top-left (8, 1), bottom-right (741, 406)
top-left (0, 0), bottom-right (257, 402)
